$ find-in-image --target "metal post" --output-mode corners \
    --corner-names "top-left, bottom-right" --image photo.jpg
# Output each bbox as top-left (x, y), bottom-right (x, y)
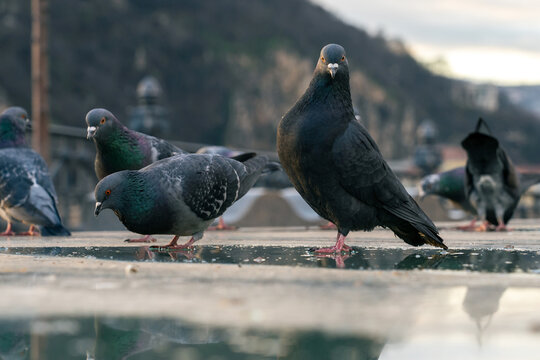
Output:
top-left (31, 0), bottom-right (50, 163)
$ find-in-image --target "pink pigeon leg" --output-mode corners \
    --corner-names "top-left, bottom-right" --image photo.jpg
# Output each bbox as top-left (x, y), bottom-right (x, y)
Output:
top-left (314, 233), bottom-right (351, 253)
top-left (456, 218), bottom-right (477, 231)
top-left (149, 235), bottom-right (196, 252)
top-left (17, 225), bottom-right (40, 236)
top-left (207, 217), bottom-right (237, 231)
top-left (319, 221), bottom-right (337, 230)
top-left (124, 235), bottom-right (157, 243)
top-left (495, 217), bottom-right (509, 232)
top-left (0, 222), bottom-right (15, 236)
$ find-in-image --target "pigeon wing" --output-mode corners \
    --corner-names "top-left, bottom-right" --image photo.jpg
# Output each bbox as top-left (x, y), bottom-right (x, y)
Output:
top-left (145, 133), bottom-right (186, 161)
top-left (180, 156), bottom-right (240, 221)
top-left (331, 121), bottom-right (438, 229)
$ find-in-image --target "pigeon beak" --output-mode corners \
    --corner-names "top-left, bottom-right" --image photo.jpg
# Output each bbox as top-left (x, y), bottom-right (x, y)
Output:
top-left (327, 63), bottom-right (338, 79)
top-left (94, 202), bottom-right (102, 216)
top-left (417, 186), bottom-right (426, 201)
top-left (87, 126), bottom-right (97, 139)
top-left (25, 120), bottom-right (32, 130)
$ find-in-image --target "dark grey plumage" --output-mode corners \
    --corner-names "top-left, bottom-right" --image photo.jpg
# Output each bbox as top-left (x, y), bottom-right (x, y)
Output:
top-left (420, 165), bottom-right (540, 228)
top-left (0, 114), bottom-right (70, 236)
top-left (86, 108), bottom-right (186, 180)
top-left (94, 153), bottom-right (270, 248)
top-left (461, 118), bottom-right (520, 231)
top-left (277, 44), bottom-right (446, 252)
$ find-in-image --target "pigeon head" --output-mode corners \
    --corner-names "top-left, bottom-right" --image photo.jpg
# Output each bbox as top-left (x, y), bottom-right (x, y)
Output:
top-left (1, 107), bottom-right (31, 130)
top-left (316, 44), bottom-right (349, 80)
top-left (86, 108), bottom-right (121, 140)
top-left (0, 113), bottom-right (28, 148)
top-left (94, 171), bottom-right (129, 216)
top-left (418, 173), bottom-right (441, 199)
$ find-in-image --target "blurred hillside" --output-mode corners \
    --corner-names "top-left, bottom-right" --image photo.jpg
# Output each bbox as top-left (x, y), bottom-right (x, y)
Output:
top-left (1, 0), bottom-right (540, 162)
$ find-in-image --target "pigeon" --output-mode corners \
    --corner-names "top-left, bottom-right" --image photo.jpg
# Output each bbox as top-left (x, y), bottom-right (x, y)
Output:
top-left (420, 165), bottom-right (540, 230)
top-left (419, 166), bottom-right (479, 229)
top-left (86, 108), bottom-right (186, 180)
top-left (461, 118), bottom-right (526, 231)
top-left (0, 113), bottom-right (71, 236)
top-left (277, 44), bottom-right (446, 252)
top-left (94, 153), bottom-right (273, 250)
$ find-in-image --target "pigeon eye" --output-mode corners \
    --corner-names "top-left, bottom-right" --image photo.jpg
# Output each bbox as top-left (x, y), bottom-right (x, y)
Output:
top-left (321, 56), bottom-right (326, 63)
top-left (341, 56), bottom-right (345, 61)
top-left (105, 189), bottom-right (111, 196)
top-left (100, 117), bottom-right (106, 124)
top-left (20, 115), bottom-right (25, 119)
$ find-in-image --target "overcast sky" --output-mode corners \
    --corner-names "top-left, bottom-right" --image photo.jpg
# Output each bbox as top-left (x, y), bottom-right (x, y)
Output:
top-left (311, 0), bottom-right (540, 85)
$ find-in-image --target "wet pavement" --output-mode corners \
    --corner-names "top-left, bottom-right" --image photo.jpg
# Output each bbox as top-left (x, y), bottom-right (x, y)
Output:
top-left (1, 245), bottom-right (539, 273)
top-left (0, 221), bottom-right (539, 359)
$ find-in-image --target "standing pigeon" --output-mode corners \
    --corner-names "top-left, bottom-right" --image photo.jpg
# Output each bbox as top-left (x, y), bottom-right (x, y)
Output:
top-left (94, 153), bottom-right (272, 250)
top-left (461, 118), bottom-right (521, 231)
top-left (86, 108), bottom-right (186, 180)
top-left (87, 108), bottom-right (186, 242)
top-left (277, 44), bottom-right (446, 252)
top-left (0, 113), bottom-right (71, 236)
top-left (420, 165), bottom-right (540, 230)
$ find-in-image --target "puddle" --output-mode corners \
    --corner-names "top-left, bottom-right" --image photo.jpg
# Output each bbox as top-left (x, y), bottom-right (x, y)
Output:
top-left (0, 316), bottom-right (384, 360)
top-left (0, 246), bottom-right (539, 273)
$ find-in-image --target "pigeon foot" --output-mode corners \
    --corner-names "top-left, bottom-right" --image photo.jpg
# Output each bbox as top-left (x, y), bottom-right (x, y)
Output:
top-left (313, 233), bottom-right (350, 253)
top-left (149, 235), bottom-right (195, 252)
top-left (207, 217), bottom-right (237, 231)
top-left (456, 219), bottom-right (477, 231)
top-left (124, 235), bottom-right (157, 243)
top-left (0, 223), bottom-right (15, 236)
top-left (319, 222), bottom-right (337, 230)
top-left (17, 225), bottom-right (39, 236)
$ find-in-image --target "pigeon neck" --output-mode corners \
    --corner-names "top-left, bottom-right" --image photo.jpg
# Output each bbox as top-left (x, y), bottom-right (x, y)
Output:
top-left (300, 71), bottom-right (354, 119)
top-left (0, 128), bottom-right (27, 149)
top-left (95, 126), bottom-right (146, 168)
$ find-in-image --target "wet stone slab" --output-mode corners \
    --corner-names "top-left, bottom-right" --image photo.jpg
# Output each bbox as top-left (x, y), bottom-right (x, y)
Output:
top-left (1, 245), bottom-right (539, 273)
top-left (0, 222), bottom-right (539, 359)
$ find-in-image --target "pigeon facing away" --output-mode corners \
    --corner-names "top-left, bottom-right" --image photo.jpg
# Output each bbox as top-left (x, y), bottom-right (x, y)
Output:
top-left (277, 44), bottom-right (446, 252)
top-left (0, 113), bottom-right (70, 236)
top-left (94, 153), bottom-right (272, 249)
top-left (86, 108), bottom-right (187, 180)
top-left (461, 118), bottom-right (523, 231)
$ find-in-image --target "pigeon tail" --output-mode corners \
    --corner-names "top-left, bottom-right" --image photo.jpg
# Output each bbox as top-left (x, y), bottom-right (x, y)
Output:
top-left (40, 224), bottom-right (71, 236)
top-left (474, 117), bottom-right (492, 135)
top-left (262, 161), bottom-right (282, 174)
top-left (388, 221), bottom-right (447, 250)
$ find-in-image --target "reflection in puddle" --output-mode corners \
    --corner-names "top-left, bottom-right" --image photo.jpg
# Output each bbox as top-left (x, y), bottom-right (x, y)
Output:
top-left (0, 317), bottom-right (385, 360)
top-left (0, 246), bottom-right (539, 272)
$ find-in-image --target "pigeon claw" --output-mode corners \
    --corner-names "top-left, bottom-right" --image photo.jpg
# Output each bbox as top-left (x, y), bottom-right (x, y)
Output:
top-left (314, 245), bottom-right (351, 254)
top-left (124, 235), bottom-right (157, 243)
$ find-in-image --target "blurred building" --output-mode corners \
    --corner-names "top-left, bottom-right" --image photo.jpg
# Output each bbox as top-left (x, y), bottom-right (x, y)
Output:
top-left (127, 76), bottom-right (170, 137)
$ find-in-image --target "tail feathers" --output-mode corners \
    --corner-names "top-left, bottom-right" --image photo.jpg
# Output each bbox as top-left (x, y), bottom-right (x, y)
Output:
top-left (40, 224), bottom-right (71, 236)
top-left (388, 221), bottom-right (447, 250)
top-left (231, 152), bottom-right (257, 163)
top-left (475, 117), bottom-right (492, 135)
top-left (262, 161), bottom-right (282, 174)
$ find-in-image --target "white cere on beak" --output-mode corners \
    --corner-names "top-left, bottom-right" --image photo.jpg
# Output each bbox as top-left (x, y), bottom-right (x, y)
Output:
top-left (87, 126), bottom-right (97, 139)
top-left (327, 63), bottom-right (339, 78)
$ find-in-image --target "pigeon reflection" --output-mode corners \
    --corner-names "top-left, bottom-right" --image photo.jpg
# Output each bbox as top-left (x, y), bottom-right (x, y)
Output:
top-left (462, 286), bottom-right (507, 346)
